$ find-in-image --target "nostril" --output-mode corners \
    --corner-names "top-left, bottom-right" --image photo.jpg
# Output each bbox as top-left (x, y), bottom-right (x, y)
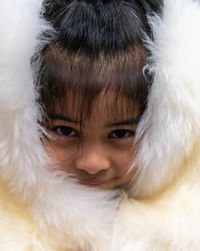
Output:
top-left (75, 157), bottom-right (110, 175)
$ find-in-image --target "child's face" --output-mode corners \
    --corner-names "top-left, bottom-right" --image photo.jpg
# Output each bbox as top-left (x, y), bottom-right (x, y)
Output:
top-left (45, 93), bottom-right (138, 190)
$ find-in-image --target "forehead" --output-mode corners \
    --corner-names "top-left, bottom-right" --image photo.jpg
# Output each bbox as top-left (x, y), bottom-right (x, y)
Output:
top-left (55, 89), bottom-right (140, 124)
top-left (41, 44), bottom-right (149, 121)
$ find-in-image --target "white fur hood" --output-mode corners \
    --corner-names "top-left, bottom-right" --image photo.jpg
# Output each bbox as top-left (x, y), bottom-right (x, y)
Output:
top-left (113, 0), bottom-right (200, 250)
top-left (1, 0), bottom-right (200, 250)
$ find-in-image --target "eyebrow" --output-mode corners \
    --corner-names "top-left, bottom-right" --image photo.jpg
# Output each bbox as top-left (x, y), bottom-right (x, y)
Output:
top-left (106, 118), bottom-right (139, 127)
top-left (48, 113), bottom-right (139, 127)
top-left (48, 114), bottom-right (79, 124)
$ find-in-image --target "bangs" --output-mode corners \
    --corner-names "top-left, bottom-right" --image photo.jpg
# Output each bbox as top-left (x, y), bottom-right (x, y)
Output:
top-left (39, 43), bottom-right (150, 122)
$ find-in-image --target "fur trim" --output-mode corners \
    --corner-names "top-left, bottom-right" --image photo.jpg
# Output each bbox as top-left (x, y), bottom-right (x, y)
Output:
top-left (2, 0), bottom-right (200, 250)
top-left (0, 0), bottom-right (120, 250)
top-left (130, 0), bottom-right (200, 198)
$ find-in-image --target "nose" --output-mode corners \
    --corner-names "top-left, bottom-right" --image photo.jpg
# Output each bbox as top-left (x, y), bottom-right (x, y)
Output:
top-left (75, 145), bottom-right (110, 175)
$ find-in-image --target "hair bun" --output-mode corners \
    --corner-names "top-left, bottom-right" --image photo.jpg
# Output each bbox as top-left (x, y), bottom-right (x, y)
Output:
top-left (42, 0), bottom-right (161, 53)
top-left (43, 0), bottom-right (119, 21)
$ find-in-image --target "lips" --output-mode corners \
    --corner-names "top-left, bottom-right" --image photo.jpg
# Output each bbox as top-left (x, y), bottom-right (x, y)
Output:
top-left (79, 180), bottom-right (106, 187)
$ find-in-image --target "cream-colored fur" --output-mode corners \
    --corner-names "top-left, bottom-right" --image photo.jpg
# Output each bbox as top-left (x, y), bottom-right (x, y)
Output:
top-left (0, 0), bottom-right (119, 250)
top-left (1, 0), bottom-right (200, 250)
top-left (112, 0), bottom-right (200, 250)
top-left (130, 0), bottom-right (200, 198)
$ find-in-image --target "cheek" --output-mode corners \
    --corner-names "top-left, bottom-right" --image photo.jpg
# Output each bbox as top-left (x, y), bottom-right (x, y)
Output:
top-left (114, 148), bottom-right (134, 175)
top-left (109, 144), bottom-right (137, 187)
top-left (44, 141), bottom-right (76, 171)
top-left (100, 147), bottom-right (136, 190)
top-left (114, 150), bottom-right (136, 186)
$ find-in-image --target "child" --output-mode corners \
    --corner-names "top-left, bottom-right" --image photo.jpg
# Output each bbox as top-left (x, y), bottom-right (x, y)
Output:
top-left (1, 0), bottom-right (200, 250)
top-left (36, 0), bottom-right (156, 191)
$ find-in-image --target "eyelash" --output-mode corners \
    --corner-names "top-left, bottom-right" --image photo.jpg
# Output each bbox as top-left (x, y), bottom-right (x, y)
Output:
top-left (109, 129), bottom-right (135, 139)
top-left (52, 126), bottom-right (134, 139)
top-left (53, 126), bottom-right (79, 137)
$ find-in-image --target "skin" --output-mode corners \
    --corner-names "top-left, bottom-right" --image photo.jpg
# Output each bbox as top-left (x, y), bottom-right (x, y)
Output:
top-left (45, 93), bottom-right (139, 190)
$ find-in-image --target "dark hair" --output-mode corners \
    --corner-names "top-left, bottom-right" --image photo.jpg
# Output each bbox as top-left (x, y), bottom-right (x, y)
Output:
top-left (38, 0), bottom-right (162, 123)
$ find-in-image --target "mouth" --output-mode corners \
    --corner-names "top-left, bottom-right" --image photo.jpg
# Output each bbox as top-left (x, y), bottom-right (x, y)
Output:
top-left (78, 180), bottom-right (106, 187)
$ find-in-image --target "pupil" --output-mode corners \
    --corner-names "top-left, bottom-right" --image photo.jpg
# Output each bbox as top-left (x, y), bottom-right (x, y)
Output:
top-left (60, 127), bottom-right (72, 135)
top-left (115, 130), bottom-right (126, 137)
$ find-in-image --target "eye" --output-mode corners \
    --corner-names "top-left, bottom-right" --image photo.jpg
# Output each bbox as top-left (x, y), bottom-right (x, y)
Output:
top-left (109, 129), bottom-right (134, 139)
top-left (53, 126), bottom-right (78, 137)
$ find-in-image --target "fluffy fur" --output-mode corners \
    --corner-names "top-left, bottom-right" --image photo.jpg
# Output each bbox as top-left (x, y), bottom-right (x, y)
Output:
top-left (1, 0), bottom-right (200, 250)
top-left (113, 0), bottom-right (200, 250)
top-left (130, 0), bottom-right (200, 198)
top-left (0, 0), bottom-right (120, 250)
